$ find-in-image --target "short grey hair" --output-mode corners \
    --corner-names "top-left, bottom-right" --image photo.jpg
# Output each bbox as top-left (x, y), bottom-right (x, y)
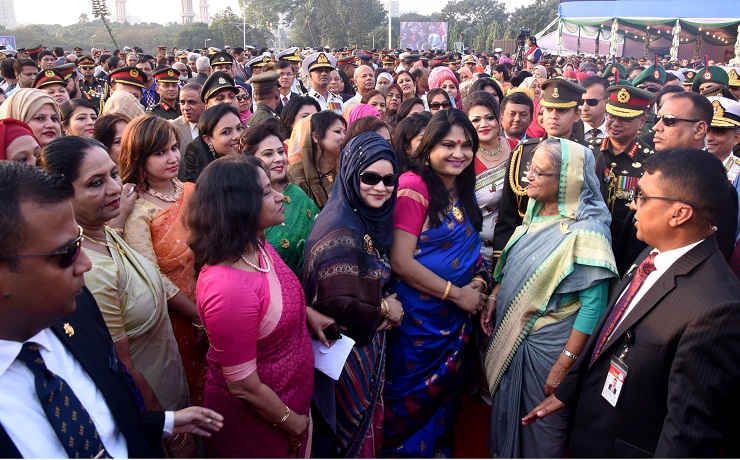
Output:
top-left (537, 137), bottom-right (562, 177)
top-left (188, 52), bottom-right (201, 62)
top-left (195, 56), bottom-right (211, 73)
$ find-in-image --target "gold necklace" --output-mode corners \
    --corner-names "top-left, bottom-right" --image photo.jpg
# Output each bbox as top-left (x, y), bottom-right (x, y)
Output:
top-left (146, 178), bottom-right (183, 203)
top-left (479, 143), bottom-right (502, 157)
top-left (85, 232), bottom-right (126, 256)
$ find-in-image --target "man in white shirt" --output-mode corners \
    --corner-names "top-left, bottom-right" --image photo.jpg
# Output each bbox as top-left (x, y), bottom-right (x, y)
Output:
top-left (0, 163), bottom-right (223, 457)
top-left (303, 52), bottom-right (344, 115)
top-left (345, 65), bottom-right (375, 105)
top-left (579, 76), bottom-right (608, 140)
top-left (523, 148), bottom-right (740, 457)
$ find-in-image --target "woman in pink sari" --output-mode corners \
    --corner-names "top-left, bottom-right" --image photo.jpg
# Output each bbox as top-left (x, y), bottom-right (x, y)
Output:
top-left (118, 114), bottom-right (208, 406)
top-left (186, 155), bottom-right (315, 458)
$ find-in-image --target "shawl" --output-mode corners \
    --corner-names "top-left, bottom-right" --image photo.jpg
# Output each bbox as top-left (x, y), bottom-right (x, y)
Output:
top-left (0, 88), bottom-right (59, 124)
top-left (287, 114), bottom-right (312, 165)
top-left (526, 97), bottom-right (546, 138)
top-left (102, 91), bottom-right (146, 121)
top-left (485, 138), bottom-right (617, 396)
top-left (0, 118), bottom-right (37, 160)
top-left (305, 132), bottom-right (398, 255)
top-left (286, 114), bottom-right (336, 208)
top-left (428, 66), bottom-right (462, 110)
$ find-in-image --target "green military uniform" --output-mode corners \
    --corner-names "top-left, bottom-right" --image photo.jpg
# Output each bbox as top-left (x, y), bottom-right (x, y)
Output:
top-left (78, 56), bottom-right (108, 112)
top-left (632, 62), bottom-right (665, 137)
top-left (146, 67), bottom-right (182, 120)
top-left (247, 71), bottom-right (280, 126)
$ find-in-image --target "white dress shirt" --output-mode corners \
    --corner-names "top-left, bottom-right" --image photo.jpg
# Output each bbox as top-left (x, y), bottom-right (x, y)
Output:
top-left (583, 118), bottom-right (607, 139)
top-left (612, 240), bottom-right (703, 334)
top-left (0, 328), bottom-right (174, 457)
top-left (189, 121), bottom-right (199, 141)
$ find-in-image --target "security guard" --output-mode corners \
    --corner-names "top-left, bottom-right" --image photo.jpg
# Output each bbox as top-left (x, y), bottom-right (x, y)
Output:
top-left (302, 52), bottom-right (344, 114)
top-left (247, 71), bottom-right (280, 126)
top-left (493, 79), bottom-right (607, 264)
top-left (77, 55), bottom-right (108, 112)
top-left (147, 67), bottom-right (182, 120)
top-left (597, 83), bottom-right (656, 246)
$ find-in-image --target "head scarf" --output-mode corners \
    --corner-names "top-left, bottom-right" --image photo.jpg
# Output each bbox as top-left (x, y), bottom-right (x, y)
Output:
top-left (102, 91), bottom-right (145, 122)
top-left (0, 119), bottom-right (37, 160)
top-left (519, 76), bottom-right (537, 91)
top-left (458, 67), bottom-right (473, 82)
top-left (375, 72), bottom-right (393, 91)
top-left (524, 137), bottom-right (611, 226)
top-left (428, 66), bottom-right (462, 110)
top-left (526, 97), bottom-right (546, 138)
top-left (235, 83), bottom-right (253, 124)
top-left (305, 131), bottom-right (398, 254)
top-left (0, 88), bottom-right (60, 125)
top-left (346, 104), bottom-right (381, 125)
top-left (533, 65), bottom-right (547, 79)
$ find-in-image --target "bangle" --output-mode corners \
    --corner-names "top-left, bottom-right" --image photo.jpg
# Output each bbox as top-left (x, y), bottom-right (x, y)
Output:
top-left (273, 406), bottom-right (291, 427)
top-left (191, 321), bottom-right (205, 330)
top-left (381, 299), bottom-right (390, 318)
top-left (441, 281), bottom-right (452, 301)
top-left (562, 349), bottom-right (578, 360)
top-left (472, 277), bottom-right (488, 293)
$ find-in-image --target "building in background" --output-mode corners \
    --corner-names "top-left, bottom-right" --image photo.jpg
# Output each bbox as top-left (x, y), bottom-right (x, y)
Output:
top-left (0, 0), bottom-right (18, 29)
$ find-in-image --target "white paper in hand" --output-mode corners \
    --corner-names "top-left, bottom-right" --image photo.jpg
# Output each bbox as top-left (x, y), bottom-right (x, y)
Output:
top-left (312, 336), bottom-right (355, 380)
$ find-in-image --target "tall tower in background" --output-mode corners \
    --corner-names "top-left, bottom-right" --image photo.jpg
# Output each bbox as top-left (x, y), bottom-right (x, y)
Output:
top-left (197, 0), bottom-right (210, 25)
top-left (181, 0), bottom-right (195, 23)
top-left (114, 0), bottom-right (127, 22)
top-left (0, 0), bottom-right (17, 29)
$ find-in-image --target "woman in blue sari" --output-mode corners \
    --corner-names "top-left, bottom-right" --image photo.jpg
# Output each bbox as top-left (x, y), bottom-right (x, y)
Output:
top-left (482, 137), bottom-right (618, 458)
top-left (384, 109), bottom-right (490, 457)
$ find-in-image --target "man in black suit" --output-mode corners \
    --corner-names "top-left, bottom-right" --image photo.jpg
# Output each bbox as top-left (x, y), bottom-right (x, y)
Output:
top-left (523, 149), bottom-right (740, 457)
top-left (0, 163), bottom-right (223, 457)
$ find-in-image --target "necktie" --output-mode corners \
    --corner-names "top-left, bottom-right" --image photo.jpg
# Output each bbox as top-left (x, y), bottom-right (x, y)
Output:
top-left (283, 96), bottom-right (288, 105)
top-left (590, 252), bottom-right (657, 365)
top-left (145, 89), bottom-right (155, 107)
top-left (17, 342), bottom-right (110, 458)
top-left (588, 128), bottom-right (600, 139)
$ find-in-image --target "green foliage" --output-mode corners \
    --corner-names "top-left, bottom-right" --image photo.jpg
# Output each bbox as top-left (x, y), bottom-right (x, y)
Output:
top-left (290, 0), bottom-right (386, 48)
top-left (505, 0), bottom-right (559, 39)
top-left (91, 0), bottom-right (118, 48)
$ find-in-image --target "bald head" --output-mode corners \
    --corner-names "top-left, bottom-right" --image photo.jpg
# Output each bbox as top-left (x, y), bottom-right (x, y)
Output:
top-left (354, 65), bottom-right (375, 95)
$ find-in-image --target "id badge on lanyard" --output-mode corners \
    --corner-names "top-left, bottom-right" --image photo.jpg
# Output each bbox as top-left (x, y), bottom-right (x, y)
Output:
top-left (602, 346), bottom-right (629, 407)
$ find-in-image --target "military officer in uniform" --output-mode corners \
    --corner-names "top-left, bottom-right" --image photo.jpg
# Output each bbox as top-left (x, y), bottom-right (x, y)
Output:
top-left (303, 52), bottom-right (344, 115)
top-left (595, 84), bottom-right (656, 247)
top-left (247, 71), bottom-right (280, 126)
top-left (33, 68), bottom-right (70, 106)
top-left (493, 79), bottom-right (608, 264)
top-left (706, 96), bottom-right (740, 183)
top-left (246, 54), bottom-right (274, 78)
top-left (77, 55), bottom-right (108, 113)
top-left (726, 67), bottom-right (740, 100)
top-left (108, 66), bottom-right (147, 102)
top-left (601, 62), bottom-right (628, 86)
top-left (276, 47), bottom-right (307, 94)
top-left (200, 71), bottom-right (239, 110)
top-left (210, 51), bottom-right (246, 87)
top-left (692, 65), bottom-right (730, 95)
top-left (631, 60), bottom-right (665, 136)
top-left (146, 67), bottom-right (182, 120)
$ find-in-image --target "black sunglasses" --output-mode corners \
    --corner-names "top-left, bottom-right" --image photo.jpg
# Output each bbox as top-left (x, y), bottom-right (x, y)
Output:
top-left (360, 171), bottom-right (398, 187)
top-left (655, 115), bottom-right (702, 127)
top-left (638, 84), bottom-right (661, 94)
top-left (578, 98), bottom-right (604, 107)
top-left (236, 94), bottom-right (251, 101)
top-left (0, 225), bottom-right (83, 269)
top-left (429, 101), bottom-right (451, 110)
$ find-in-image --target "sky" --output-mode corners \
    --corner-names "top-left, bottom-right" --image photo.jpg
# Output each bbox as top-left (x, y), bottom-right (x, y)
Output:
top-left (14, 0), bottom-right (535, 27)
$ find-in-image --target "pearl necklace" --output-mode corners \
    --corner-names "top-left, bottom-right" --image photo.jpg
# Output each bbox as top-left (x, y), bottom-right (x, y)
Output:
top-left (240, 242), bottom-right (271, 273)
top-left (146, 179), bottom-right (183, 203)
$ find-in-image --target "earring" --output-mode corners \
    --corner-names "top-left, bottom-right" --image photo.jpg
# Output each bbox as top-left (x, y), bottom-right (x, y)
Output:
top-left (208, 143), bottom-right (216, 156)
top-left (137, 167), bottom-right (147, 185)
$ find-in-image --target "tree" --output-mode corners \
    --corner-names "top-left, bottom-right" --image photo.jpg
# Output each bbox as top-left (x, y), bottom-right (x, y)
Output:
top-left (505, 0), bottom-right (559, 39)
top-left (91, 0), bottom-right (118, 49)
top-left (439, 0), bottom-right (508, 50)
top-left (239, 0), bottom-right (296, 30)
top-left (78, 13), bottom-right (90, 23)
top-left (210, 7), bottom-right (273, 48)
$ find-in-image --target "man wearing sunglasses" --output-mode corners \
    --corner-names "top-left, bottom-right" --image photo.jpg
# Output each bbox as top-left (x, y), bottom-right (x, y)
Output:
top-left (523, 148), bottom-right (740, 458)
top-left (579, 76), bottom-right (608, 143)
top-left (0, 163), bottom-right (223, 457)
top-left (599, 84), bottom-right (656, 247)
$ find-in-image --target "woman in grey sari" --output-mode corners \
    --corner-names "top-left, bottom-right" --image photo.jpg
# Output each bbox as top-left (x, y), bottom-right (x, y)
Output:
top-left (481, 137), bottom-right (618, 457)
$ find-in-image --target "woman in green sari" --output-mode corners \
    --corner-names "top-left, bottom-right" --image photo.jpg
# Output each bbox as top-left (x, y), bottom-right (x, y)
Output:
top-left (482, 137), bottom-right (618, 458)
top-left (240, 122), bottom-right (320, 276)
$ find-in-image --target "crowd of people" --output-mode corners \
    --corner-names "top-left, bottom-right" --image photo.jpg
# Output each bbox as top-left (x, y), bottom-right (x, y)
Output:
top-left (1, 37), bottom-right (740, 458)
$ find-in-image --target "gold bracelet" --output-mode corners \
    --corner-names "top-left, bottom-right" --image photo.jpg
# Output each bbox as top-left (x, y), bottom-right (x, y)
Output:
top-left (381, 299), bottom-right (390, 318)
top-left (472, 277), bottom-right (488, 293)
top-left (167, 433), bottom-right (188, 451)
top-left (191, 321), bottom-right (205, 330)
top-left (273, 406), bottom-right (291, 427)
top-left (441, 281), bottom-right (452, 301)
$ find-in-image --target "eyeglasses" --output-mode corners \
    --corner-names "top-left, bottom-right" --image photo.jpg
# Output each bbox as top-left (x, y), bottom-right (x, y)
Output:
top-left (0, 225), bottom-right (83, 269)
top-left (236, 94), bottom-right (251, 101)
top-left (655, 114), bottom-right (702, 127)
top-left (359, 171), bottom-right (398, 187)
top-left (429, 101), bottom-right (451, 110)
top-left (634, 189), bottom-right (698, 208)
top-left (526, 162), bottom-right (556, 180)
top-left (578, 98), bottom-right (605, 107)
